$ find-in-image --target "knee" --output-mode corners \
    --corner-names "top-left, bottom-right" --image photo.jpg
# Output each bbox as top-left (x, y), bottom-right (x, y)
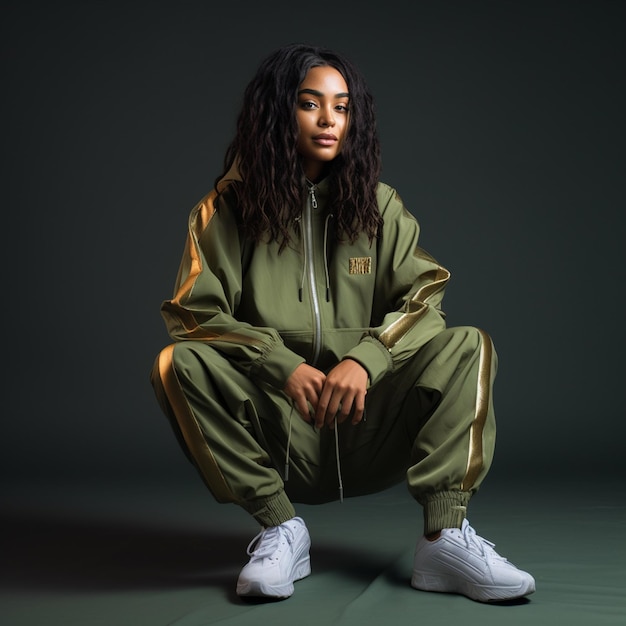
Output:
top-left (448, 326), bottom-right (497, 362)
top-left (150, 345), bottom-right (175, 390)
top-left (170, 341), bottom-right (198, 372)
top-left (151, 341), bottom-right (214, 389)
top-left (170, 341), bottom-right (220, 381)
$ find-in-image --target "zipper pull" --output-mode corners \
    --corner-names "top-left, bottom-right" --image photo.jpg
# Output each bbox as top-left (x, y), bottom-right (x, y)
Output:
top-left (309, 186), bottom-right (318, 209)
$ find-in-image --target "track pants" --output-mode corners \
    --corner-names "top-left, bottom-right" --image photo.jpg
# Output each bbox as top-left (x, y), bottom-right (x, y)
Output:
top-left (150, 326), bottom-right (497, 534)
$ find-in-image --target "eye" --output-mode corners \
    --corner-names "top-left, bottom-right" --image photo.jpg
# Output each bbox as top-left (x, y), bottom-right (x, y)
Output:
top-left (299, 100), bottom-right (319, 110)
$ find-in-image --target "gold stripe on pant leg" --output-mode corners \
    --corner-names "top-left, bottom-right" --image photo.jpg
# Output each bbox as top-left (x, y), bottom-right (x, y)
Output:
top-left (156, 344), bottom-right (234, 502)
top-left (460, 328), bottom-right (493, 492)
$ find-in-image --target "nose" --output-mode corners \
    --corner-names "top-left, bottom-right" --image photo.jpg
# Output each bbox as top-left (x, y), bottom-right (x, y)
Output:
top-left (319, 107), bottom-right (335, 127)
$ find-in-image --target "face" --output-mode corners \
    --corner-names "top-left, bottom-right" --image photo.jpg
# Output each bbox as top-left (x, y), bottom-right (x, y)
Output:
top-left (295, 65), bottom-right (350, 181)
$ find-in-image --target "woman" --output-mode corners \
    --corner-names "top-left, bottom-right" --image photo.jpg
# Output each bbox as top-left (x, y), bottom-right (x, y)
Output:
top-left (151, 42), bottom-right (535, 603)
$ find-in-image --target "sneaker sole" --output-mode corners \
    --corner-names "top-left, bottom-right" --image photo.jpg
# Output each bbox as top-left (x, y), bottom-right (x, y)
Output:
top-left (411, 571), bottom-right (536, 603)
top-left (236, 557), bottom-right (311, 599)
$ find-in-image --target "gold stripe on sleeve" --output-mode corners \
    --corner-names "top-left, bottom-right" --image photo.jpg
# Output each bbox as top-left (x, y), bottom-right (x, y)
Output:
top-left (379, 264), bottom-right (450, 349)
top-left (171, 191), bottom-right (217, 310)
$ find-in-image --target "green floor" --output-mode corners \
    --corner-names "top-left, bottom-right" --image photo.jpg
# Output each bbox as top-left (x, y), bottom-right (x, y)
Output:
top-left (2, 477), bottom-right (624, 625)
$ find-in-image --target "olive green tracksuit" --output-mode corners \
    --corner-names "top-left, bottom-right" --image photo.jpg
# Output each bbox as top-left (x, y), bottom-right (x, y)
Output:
top-left (151, 168), bottom-right (497, 534)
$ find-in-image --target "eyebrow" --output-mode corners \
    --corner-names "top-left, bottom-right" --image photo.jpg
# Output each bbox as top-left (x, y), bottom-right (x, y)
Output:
top-left (298, 88), bottom-right (350, 98)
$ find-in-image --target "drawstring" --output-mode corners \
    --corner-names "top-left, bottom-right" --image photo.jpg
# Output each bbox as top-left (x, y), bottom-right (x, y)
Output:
top-left (323, 214), bottom-right (333, 302)
top-left (333, 415), bottom-right (344, 502)
top-left (284, 403), bottom-right (295, 480)
top-left (299, 232), bottom-right (306, 302)
top-left (283, 403), bottom-right (344, 504)
top-left (294, 216), bottom-right (305, 302)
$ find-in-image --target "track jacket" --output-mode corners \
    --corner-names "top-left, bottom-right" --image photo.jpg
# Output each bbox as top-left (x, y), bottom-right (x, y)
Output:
top-left (161, 165), bottom-right (450, 391)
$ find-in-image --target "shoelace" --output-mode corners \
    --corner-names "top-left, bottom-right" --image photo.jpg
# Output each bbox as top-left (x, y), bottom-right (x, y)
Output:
top-left (462, 522), bottom-right (508, 563)
top-left (246, 523), bottom-right (295, 561)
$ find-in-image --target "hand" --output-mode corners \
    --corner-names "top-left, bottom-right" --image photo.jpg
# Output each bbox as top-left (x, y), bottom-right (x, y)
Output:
top-left (283, 363), bottom-right (326, 422)
top-left (314, 359), bottom-right (368, 429)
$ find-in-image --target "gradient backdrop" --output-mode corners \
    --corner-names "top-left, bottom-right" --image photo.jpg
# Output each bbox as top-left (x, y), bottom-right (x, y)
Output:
top-left (2, 0), bottom-right (624, 496)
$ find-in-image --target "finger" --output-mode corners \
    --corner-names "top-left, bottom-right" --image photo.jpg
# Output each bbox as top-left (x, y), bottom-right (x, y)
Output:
top-left (315, 385), bottom-right (335, 428)
top-left (314, 400), bottom-right (328, 429)
top-left (334, 394), bottom-right (355, 425)
top-left (326, 399), bottom-right (344, 426)
top-left (296, 397), bottom-right (312, 422)
top-left (350, 403), bottom-right (364, 425)
top-left (350, 389), bottom-right (367, 424)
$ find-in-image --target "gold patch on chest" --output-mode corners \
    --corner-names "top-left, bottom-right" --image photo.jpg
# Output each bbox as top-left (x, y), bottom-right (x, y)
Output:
top-left (349, 257), bottom-right (372, 274)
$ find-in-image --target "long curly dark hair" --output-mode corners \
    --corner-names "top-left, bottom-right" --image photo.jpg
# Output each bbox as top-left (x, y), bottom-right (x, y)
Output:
top-left (215, 43), bottom-right (383, 250)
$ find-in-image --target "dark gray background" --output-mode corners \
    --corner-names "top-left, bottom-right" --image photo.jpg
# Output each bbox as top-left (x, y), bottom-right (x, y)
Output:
top-left (2, 0), bottom-right (624, 493)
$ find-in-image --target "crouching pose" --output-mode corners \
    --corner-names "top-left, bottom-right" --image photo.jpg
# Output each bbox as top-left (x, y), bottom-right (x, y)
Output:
top-left (151, 42), bottom-right (535, 603)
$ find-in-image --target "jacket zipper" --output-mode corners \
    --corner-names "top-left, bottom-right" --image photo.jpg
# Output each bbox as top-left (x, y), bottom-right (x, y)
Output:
top-left (305, 183), bottom-right (322, 366)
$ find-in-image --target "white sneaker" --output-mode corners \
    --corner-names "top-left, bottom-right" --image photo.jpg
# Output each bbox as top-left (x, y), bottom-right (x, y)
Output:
top-left (236, 516), bottom-right (311, 599)
top-left (412, 519), bottom-right (536, 602)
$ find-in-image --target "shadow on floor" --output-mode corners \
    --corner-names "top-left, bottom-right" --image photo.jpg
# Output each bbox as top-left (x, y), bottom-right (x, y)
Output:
top-left (0, 508), bottom-right (417, 598)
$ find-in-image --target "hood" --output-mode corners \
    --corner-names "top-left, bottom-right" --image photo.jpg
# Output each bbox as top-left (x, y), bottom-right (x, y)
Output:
top-left (216, 159), bottom-right (243, 193)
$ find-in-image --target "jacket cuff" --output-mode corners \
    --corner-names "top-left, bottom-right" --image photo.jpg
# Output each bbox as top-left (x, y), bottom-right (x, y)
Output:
top-left (343, 337), bottom-right (393, 386)
top-left (251, 343), bottom-right (306, 390)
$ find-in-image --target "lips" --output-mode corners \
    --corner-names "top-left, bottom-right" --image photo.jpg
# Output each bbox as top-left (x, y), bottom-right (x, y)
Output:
top-left (313, 133), bottom-right (337, 146)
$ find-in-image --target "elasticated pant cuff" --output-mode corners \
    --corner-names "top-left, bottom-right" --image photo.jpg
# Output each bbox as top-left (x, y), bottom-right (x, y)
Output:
top-left (244, 490), bottom-right (296, 528)
top-left (422, 491), bottom-right (472, 535)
